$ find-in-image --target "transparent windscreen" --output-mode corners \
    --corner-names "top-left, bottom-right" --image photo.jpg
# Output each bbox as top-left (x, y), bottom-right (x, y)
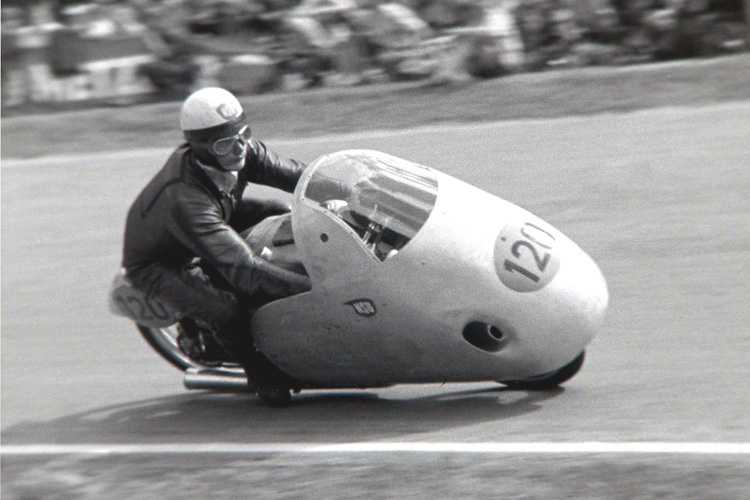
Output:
top-left (304, 152), bottom-right (438, 261)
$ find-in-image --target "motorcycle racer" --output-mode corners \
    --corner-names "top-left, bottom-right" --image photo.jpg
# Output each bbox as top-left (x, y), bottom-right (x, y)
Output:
top-left (121, 87), bottom-right (310, 398)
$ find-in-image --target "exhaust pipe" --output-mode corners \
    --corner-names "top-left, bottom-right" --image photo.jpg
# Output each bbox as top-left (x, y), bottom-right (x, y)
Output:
top-left (184, 366), bottom-right (250, 392)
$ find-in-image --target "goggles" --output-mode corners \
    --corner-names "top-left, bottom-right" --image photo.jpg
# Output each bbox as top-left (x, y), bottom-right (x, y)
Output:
top-left (210, 125), bottom-right (252, 156)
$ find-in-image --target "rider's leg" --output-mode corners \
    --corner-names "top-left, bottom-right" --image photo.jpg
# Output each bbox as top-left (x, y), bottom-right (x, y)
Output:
top-left (128, 262), bottom-right (241, 362)
top-left (128, 261), bottom-right (240, 333)
top-left (127, 262), bottom-right (296, 393)
top-left (216, 294), bottom-right (299, 394)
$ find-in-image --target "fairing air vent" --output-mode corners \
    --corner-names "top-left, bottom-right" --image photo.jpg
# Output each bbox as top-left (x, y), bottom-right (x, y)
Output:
top-left (462, 321), bottom-right (507, 353)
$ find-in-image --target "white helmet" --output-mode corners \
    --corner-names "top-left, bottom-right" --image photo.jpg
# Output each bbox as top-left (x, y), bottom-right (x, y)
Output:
top-left (180, 87), bottom-right (248, 144)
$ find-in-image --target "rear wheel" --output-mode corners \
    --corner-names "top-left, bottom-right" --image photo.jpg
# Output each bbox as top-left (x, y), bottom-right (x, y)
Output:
top-left (137, 323), bottom-right (237, 372)
top-left (138, 324), bottom-right (195, 372)
top-left (501, 351), bottom-right (585, 390)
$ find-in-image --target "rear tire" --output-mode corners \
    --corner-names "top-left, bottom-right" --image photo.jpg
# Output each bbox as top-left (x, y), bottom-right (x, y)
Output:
top-left (501, 351), bottom-right (585, 390)
top-left (137, 324), bottom-right (195, 371)
top-left (137, 323), bottom-right (238, 371)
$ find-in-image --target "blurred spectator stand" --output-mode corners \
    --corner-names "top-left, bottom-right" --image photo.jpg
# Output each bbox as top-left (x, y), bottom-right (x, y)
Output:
top-left (2, 1), bottom-right (156, 108)
top-left (132, 0), bottom-right (279, 96)
top-left (1, 0), bottom-right (749, 112)
top-left (445, 0), bottom-right (526, 77)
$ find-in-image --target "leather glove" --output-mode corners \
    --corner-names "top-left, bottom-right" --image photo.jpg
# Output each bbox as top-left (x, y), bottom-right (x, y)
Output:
top-left (253, 257), bottom-right (312, 293)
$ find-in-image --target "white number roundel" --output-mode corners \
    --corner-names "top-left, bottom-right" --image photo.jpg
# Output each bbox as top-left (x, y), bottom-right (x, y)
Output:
top-left (494, 220), bottom-right (561, 293)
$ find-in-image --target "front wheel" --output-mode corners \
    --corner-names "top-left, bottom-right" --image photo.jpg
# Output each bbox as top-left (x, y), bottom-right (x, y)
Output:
top-left (500, 351), bottom-right (585, 390)
top-left (257, 385), bottom-right (292, 407)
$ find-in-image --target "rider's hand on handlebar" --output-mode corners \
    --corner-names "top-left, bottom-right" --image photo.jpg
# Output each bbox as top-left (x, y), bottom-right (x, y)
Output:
top-left (253, 258), bottom-right (312, 293)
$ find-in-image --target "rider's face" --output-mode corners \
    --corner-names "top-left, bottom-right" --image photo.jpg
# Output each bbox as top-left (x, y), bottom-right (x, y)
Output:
top-left (213, 126), bottom-right (250, 171)
top-left (215, 142), bottom-right (247, 171)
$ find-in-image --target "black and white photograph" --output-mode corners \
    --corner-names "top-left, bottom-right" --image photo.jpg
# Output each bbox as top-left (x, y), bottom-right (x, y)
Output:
top-left (2, 0), bottom-right (749, 498)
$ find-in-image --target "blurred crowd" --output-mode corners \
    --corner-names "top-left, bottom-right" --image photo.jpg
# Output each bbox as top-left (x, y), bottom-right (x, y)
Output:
top-left (2, 0), bottom-right (748, 102)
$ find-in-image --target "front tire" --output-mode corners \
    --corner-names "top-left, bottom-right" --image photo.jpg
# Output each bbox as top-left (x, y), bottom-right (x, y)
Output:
top-left (257, 385), bottom-right (292, 407)
top-left (501, 351), bottom-right (585, 390)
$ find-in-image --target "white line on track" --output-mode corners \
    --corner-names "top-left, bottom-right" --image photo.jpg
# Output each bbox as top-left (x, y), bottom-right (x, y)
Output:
top-left (3, 442), bottom-right (750, 456)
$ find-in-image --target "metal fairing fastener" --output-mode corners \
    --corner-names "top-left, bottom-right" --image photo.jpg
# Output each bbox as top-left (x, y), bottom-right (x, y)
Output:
top-left (344, 298), bottom-right (377, 317)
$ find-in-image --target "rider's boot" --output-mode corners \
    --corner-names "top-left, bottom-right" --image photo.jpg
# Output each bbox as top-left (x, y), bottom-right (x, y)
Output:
top-left (215, 312), bottom-right (296, 406)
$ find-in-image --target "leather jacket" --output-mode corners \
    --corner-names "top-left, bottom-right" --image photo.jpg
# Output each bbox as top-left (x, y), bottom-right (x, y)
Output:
top-left (122, 139), bottom-right (306, 295)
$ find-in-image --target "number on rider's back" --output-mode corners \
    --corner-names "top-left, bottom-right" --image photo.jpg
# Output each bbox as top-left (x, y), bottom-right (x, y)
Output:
top-left (117, 292), bottom-right (171, 321)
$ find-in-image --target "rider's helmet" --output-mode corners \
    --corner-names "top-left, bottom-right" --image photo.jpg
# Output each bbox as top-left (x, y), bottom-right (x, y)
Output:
top-left (180, 87), bottom-right (251, 164)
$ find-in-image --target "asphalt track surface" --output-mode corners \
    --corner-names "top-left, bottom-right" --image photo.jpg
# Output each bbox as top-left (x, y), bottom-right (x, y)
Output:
top-left (2, 103), bottom-right (750, 498)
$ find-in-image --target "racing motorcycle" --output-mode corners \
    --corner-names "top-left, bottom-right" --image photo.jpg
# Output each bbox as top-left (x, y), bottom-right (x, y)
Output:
top-left (109, 149), bottom-right (609, 406)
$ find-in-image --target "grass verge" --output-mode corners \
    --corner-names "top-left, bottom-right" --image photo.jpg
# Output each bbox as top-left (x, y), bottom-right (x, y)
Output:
top-left (2, 53), bottom-right (750, 159)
